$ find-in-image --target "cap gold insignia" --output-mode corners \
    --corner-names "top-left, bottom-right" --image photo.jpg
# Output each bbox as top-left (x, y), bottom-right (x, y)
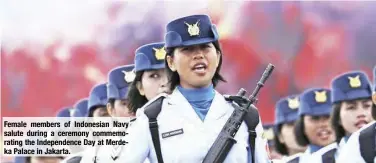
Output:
top-left (184, 20), bottom-right (200, 36)
top-left (315, 91), bottom-right (327, 103)
top-left (287, 97), bottom-right (299, 109)
top-left (122, 70), bottom-right (135, 83)
top-left (262, 128), bottom-right (274, 140)
top-left (69, 109), bottom-right (75, 117)
top-left (153, 47), bottom-right (166, 60)
top-left (348, 75), bottom-right (361, 88)
top-left (372, 92), bottom-right (376, 105)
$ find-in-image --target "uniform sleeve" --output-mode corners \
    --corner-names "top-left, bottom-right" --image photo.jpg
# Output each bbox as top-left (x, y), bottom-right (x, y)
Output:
top-left (336, 132), bottom-right (366, 163)
top-left (117, 113), bottom-right (153, 163)
top-left (254, 116), bottom-right (271, 163)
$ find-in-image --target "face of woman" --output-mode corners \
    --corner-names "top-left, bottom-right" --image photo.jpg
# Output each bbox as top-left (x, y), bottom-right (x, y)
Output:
top-left (304, 115), bottom-right (335, 147)
top-left (167, 43), bottom-right (220, 89)
top-left (339, 99), bottom-right (373, 135)
top-left (137, 69), bottom-right (170, 100)
top-left (278, 122), bottom-right (306, 154)
top-left (92, 106), bottom-right (109, 117)
top-left (107, 99), bottom-right (134, 118)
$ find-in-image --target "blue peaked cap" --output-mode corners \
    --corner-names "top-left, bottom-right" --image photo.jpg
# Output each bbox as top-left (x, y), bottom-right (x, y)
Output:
top-left (56, 107), bottom-right (73, 117)
top-left (14, 156), bottom-right (26, 163)
top-left (299, 88), bottom-right (332, 116)
top-left (331, 71), bottom-right (372, 103)
top-left (135, 42), bottom-right (166, 72)
top-left (88, 83), bottom-right (108, 114)
top-left (275, 95), bottom-right (300, 125)
top-left (73, 98), bottom-right (88, 117)
top-left (107, 64), bottom-right (135, 100)
top-left (165, 14), bottom-right (219, 48)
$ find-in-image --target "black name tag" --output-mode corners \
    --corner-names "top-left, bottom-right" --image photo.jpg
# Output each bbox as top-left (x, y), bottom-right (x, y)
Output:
top-left (162, 128), bottom-right (184, 139)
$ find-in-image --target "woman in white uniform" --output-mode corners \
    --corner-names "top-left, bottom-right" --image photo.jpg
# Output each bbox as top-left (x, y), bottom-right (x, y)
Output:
top-left (286, 88), bottom-right (336, 163)
top-left (63, 84), bottom-right (110, 163)
top-left (330, 71), bottom-right (374, 157)
top-left (273, 95), bottom-right (307, 161)
top-left (337, 66), bottom-right (376, 163)
top-left (120, 14), bottom-right (270, 163)
top-left (127, 42), bottom-right (170, 114)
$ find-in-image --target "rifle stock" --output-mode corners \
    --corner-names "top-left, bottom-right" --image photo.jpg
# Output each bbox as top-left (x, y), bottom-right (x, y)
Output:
top-left (202, 64), bottom-right (275, 163)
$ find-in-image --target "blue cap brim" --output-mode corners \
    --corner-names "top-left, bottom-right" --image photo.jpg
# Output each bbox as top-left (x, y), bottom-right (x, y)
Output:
top-left (180, 37), bottom-right (217, 47)
top-left (137, 63), bottom-right (166, 72)
top-left (343, 89), bottom-right (371, 101)
top-left (304, 104), bottom-right (332, 116)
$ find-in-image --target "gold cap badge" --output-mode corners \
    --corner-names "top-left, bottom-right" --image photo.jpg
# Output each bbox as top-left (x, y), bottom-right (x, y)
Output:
top-left (153, 47), bottom-right (166, 60)
top-left (69, 109), bottom-right (75, 117)
top-left (315, 91), bottom-right (327, 103)
top-left (122, 70), bottom-right (135, 83)
top-left (262, 128), bottom-right (274, 140)
top-left (372, 92), bottom-right (376, 105)
top-left (287, 97), bottom-right (299, 109)
top-left (184, 20), bottom-right (200, 36)
top-left (348, 75), bottom-right (361, 88)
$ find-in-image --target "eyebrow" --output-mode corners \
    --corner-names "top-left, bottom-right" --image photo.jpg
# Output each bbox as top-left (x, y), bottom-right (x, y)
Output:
top-left (346, 101), bottom-right (357, 105)
top-left (361, 99), bottom-right (371, 104)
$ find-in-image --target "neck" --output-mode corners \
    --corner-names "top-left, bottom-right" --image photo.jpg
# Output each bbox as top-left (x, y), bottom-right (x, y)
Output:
top-left (288, 148), bottom-right (306, 156)
top-left (177, 84), bottom-right (214, 102)
top-left (179, 82), bottom-right (212, 90)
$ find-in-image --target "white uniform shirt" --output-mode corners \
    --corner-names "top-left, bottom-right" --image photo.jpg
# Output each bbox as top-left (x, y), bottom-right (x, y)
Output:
top-left (118, 89), bottom-right (270, 163)
top-left (285, 143), bottom-right (337, 163)
top-left (337, 121), bottom-right (376, 163)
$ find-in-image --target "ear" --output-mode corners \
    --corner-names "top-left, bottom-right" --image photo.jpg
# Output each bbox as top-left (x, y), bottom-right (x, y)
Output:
top-left (166, 55), bottom-right (176, 72)
top-left (278, 133), bottom-right (285, 143)
top-left (106, 103), bottom-right (114, 117)
top-left (136, 81), bottom-right (145, 96)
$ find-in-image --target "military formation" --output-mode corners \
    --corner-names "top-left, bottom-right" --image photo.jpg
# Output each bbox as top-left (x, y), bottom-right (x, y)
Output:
top-left (12, 14), bottom-right (376, 163)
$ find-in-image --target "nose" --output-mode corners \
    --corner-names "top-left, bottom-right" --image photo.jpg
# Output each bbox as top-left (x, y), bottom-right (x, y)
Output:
top-left (193, 49), bottom-right (204, 60)
top-left (318, 117), bottom-right (330, 127)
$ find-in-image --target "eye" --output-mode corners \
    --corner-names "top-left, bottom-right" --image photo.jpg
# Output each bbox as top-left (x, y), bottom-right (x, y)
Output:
top-left (121, 100), bottom-right (127, 106)
top-left (149, 73), bottom-right (160, 79)
top-left (346, 105), bottom-right (356, 111)
top-left (363, 103), bottom-right (371, 109)
top-left (181, 47), bottom-right (190, 51)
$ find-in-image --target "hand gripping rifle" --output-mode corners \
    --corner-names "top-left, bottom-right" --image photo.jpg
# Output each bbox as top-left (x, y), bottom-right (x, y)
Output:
top-left (202, 64), bottom-right (275, 163)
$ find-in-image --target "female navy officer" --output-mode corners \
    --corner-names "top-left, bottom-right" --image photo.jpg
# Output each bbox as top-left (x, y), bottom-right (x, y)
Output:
top-left (127, 42), bottom-right (170, 113)
top-left (337, 66), bottom-right (376, 163)
top-left (120, 14), bottom-right (270, 163)
top-left (330, 71), bottom-right (374, 157)
top-left (78, 65), bottom-right (137, 163)
top-left (286, 88), bottom-right (336, 163)
top-left (273, 95), bottom-right (306, 161)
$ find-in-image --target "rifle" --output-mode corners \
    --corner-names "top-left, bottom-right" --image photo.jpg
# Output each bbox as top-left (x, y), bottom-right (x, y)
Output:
top-left (202, 63), bottom-right (275, 163)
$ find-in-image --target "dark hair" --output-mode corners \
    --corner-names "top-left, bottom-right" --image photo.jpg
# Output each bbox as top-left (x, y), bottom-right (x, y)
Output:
top-left (88, 105), bottom-right (106, 117)
top-left (331, 97), bottom-right (376, 143)
top-left (127, 71), bottom-right (148, 113)
top-left (274, 124), bottom-right (288, 155)
top-left (108, 98), bottom-right (115, 108)
top-left (165, 41), bottom-right (226, 91)
top-left (372, 103), bottom-right (376, 120)
top-left (294, 116), bottom-right (310, 146)
top-left (331, 102), bottom-right (345, 143)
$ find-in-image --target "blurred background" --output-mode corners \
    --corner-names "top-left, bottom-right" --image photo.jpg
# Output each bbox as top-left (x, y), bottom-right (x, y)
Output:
top-left (2, 1), bottom-right (376, 123)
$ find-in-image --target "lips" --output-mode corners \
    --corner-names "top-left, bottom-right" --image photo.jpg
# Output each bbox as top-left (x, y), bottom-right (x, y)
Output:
top-left (355, 120), bottom-right (368, 129)
top-left (191, 62), bottom-right (207, 75)
top-left (317, 129), bottom-right (332, 140)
